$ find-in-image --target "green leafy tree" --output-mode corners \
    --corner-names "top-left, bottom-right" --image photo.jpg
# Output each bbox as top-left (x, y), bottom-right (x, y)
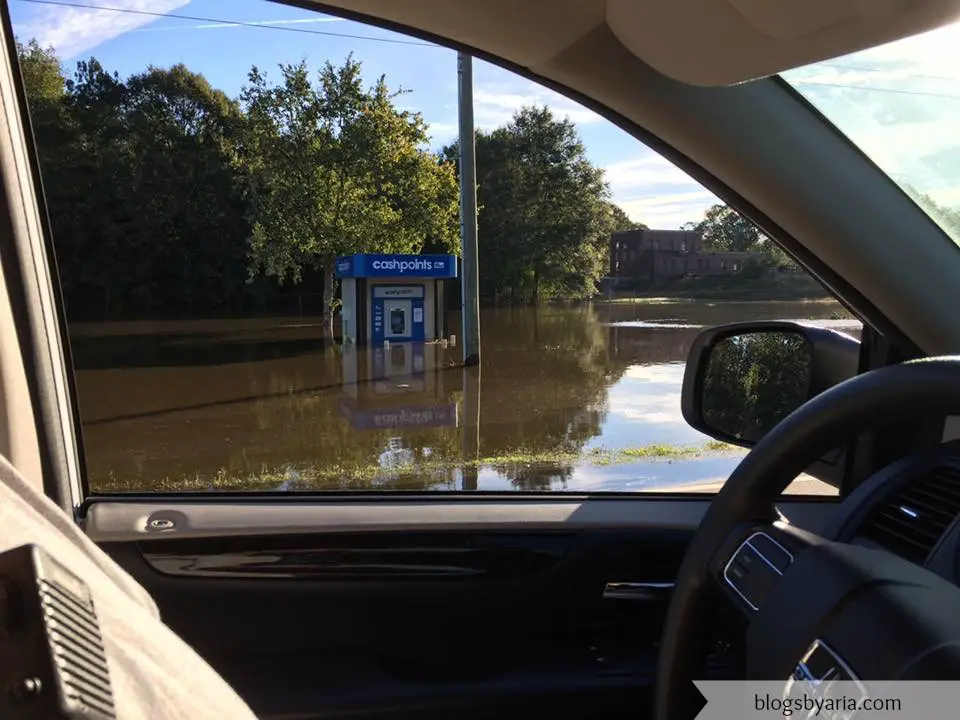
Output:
top-left (240, 56), bottom-right (459, 335)
top-left (683, 202), bottom-right (799, 270)
top-left (17, 38), bottom-right (259, 319)
top-left (63, 61), bottom-right (249, 316)
top-left (49, 57), bottom-right (132, 315)
top-left (444, 106), bottom-right (612, 304)
top-left (17, 39), bottom-right (65, 101)
top-left (123, 65), bottom-right (251, 314)
top-left (683, 203), bottom-right (762, 252)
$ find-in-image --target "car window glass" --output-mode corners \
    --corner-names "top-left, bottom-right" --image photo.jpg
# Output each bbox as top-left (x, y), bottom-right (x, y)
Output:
top-left (782, 19), bottom-right (960, 246)
top-left (10, 0), bottom-right (854, 496)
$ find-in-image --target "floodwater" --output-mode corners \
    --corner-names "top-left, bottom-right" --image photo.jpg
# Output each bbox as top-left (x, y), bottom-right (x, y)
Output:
top-left (70, 300), bottom-right (861, 494)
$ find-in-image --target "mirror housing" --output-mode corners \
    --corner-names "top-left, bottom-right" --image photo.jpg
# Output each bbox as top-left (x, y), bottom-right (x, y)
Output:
top-left (681, 321), bottom-right (860, 485)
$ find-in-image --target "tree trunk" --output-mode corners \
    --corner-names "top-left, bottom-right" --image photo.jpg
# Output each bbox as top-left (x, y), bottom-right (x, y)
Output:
top-left (531, 267), bottom-right (540, 305)
top-left (322, 261), bottom-right (337, 339)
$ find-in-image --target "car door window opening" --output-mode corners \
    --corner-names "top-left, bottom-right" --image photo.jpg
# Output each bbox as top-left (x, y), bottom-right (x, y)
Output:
top-left (6, 0), bottom-right (875, 498)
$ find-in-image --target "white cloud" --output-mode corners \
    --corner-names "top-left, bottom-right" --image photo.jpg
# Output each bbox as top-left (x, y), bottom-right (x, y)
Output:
top-left (833, 22), bottom-right (960, 78)
top-left (472, 86), bottom-right (604, 129)
top-left (432, 65), bottom-right (716, 228)
top-left (604, 151), bottom-right (719, 228)
top-left (622, 364), bottom-right (685, 384)
top-left (618, 192), bottom-right (717, 229)
top-left (17, 0), bottom-right (192, 59)
top-left (605, 153), bottom-right (699, 190)
top-left (423, 73), bottom-right (604, 147)
top-left (426, 120), bottom-right (458, 145)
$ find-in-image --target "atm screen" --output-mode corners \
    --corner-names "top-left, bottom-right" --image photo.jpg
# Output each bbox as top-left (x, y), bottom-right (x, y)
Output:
top-left (390, 308), bottom-right (406, 335)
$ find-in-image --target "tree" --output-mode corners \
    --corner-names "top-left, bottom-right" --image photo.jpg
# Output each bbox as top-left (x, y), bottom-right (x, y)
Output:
top-left (683, 203), bottom-right (763, 252)
top-left (444, 106), bottom-right (612, 304)
top-left (684, 202), bottom-right (799, 270)
top-left (119, 64), bottom-right (251, 314)
top-left (46, 57), bottom-right (132, 316)
top-left (17, 39), bottom-right (65, 102)
top-left (36, 56), bottom-right (253, 317)
top-left (240, 56), bottom-right (459, 335)
top-left (915, 192), bottom-right (960, 238)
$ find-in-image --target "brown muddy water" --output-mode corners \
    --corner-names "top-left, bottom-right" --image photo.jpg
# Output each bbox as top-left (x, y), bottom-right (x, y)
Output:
top-left (69, 300), bottom-right (860, 494)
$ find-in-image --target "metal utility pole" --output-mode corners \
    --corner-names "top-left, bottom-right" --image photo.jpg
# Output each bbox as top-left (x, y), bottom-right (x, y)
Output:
top-left (457, 52), bottom-right (481, 367)
top-left (461, 365), bottom-right (481, 491)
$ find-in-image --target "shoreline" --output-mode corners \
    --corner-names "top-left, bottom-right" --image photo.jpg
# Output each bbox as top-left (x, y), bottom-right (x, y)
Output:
top-left (87, 442), bottom-right (842, 496)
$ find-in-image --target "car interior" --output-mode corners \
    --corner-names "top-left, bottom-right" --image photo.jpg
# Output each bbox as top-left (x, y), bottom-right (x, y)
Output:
top-left (4, 1), bottom-right (960, 719)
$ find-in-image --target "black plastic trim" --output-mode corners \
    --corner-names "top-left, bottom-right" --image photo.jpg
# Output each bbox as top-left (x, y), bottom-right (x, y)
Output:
top-left (139, 531), bottom-right (574, 580)
top-left (0, 1), bottom-right (85, 510)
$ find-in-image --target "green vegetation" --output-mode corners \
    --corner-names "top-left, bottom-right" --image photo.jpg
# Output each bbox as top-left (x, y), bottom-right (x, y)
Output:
top-left (16, 38), bottom-right (960, 323)
top-left (17, 39), bottom-right (463, 322)
top-left (442, 108), bottom-right (640, 304)
top-left (605, 273), bottom-right (833, 302)
top-left (241, 56), bottom-right (460, 335)
top-left (94, 440), bottom-right (740, 493)
top-left (22, 37), bottom-right (812, 320)
top-left (682, 203), bottom-right (792, 263)
top-left (16, 39), bottom-right (633, 321)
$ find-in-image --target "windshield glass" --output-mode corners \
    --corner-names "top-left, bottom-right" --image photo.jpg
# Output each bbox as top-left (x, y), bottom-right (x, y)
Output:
top-left (781, 20), bottom-right (960, 240)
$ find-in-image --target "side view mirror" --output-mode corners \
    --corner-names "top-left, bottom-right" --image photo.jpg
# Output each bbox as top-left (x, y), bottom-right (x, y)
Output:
top-left (682, 321), bottom-right (860, 449)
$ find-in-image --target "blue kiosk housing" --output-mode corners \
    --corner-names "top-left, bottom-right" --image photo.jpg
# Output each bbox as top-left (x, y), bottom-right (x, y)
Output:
top-left (335, 253), bottom-right (458, 345)
top-left (336, 253), bottom-right (461, 435)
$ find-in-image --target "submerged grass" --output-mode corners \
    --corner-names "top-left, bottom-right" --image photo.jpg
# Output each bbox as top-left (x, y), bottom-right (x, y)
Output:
top-left (92, 440), bottom-right (740, 494)
top-left (604, 296), bottom-right (843, 306)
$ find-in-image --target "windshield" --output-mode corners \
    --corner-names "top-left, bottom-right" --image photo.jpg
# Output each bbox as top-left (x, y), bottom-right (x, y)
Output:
top-left (781, 20), bottom-right (960, 240)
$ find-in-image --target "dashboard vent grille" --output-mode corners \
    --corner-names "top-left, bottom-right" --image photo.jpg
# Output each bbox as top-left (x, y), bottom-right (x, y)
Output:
top-left (860, 465), bottom-right (960, 564)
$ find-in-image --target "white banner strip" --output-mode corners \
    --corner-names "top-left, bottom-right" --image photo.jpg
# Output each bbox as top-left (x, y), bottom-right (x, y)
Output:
top-left (694, 680), bottom-right (960, 720)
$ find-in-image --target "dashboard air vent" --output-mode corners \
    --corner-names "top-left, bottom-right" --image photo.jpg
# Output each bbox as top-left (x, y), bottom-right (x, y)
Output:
top-left (860, 465), bottom-right (960, 564)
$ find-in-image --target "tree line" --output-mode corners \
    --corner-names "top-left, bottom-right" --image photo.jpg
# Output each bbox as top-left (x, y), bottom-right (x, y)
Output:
top-left (26, 38), bottom-right (892, 323)
top-left (17, 39), bottom-right (645, 325)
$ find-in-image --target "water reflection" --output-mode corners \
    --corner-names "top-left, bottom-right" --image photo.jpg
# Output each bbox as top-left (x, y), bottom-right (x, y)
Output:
top-left (71, 301), bottom-right (859, 493)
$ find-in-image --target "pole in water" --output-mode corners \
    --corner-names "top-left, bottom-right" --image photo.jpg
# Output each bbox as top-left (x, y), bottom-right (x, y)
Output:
top-left (461, 365), bottom-right (481, 491)
top-left (457, 51), bottom-right (481, 367)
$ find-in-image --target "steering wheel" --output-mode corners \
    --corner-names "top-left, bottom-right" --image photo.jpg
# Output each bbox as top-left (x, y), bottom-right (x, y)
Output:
top-left (655, 358), bottom-right (960, 720)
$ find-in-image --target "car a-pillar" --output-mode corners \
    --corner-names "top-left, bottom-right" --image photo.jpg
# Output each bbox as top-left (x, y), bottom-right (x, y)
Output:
top-left (335, 253), bottom-right (459, 381)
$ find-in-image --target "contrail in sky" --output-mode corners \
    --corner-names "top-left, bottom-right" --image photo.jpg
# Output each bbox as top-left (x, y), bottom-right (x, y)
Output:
top-left (136, 17), bottom-right (344, 32)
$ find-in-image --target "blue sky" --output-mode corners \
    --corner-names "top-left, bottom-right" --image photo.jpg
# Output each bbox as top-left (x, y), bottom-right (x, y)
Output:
top-left (8, 0), bottom-right (720, 228)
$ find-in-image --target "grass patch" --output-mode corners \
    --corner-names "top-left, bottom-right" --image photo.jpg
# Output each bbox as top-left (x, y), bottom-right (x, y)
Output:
top-left (90, 440), bottom-right (741, 494)
top-left (602, 274), bottom-right (838, 302)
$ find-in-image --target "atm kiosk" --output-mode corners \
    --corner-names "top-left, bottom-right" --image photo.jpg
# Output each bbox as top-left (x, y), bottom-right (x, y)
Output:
top-left (336, 253), bottom-right (461, 431)
top-left (335, 253), bottom-right (458, 346)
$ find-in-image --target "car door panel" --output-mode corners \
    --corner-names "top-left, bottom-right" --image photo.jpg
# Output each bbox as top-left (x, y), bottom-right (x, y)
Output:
top-left (82, 497), bottom-right (836, 542)
top-left (90, 498), bottom-right (834, 718)
top-left (100, 526), bottom-right (678, 719)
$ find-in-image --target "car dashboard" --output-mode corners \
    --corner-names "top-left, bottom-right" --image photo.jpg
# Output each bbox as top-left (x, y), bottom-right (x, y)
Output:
top-left (824, 439), bottom-right (960, 587)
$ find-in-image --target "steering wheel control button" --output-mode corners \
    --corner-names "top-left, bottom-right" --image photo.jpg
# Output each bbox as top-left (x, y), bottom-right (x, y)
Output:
top-left (722, 532), bottom-right (794, 611)
top-left (748, 533), bottom-right (792, 572)
top-left (725, 546), bottom-right (776, 608)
